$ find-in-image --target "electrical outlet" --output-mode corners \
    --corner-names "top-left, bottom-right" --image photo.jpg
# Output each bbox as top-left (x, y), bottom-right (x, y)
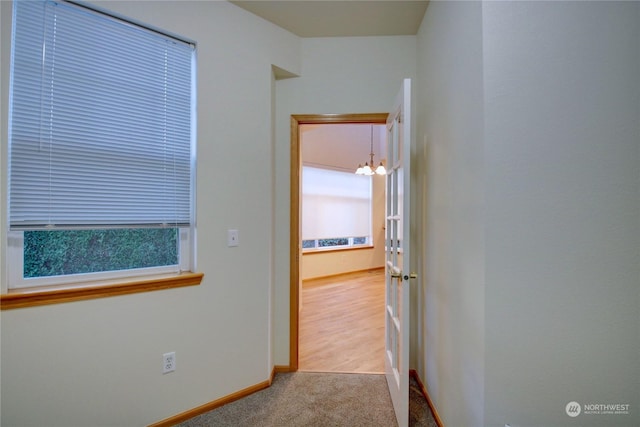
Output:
top-left (163, 352), bottom-right (176, 374)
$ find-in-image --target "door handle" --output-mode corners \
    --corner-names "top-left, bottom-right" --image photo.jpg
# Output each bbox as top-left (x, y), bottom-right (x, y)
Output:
top-left (389, 272), bottom-right (417, 280)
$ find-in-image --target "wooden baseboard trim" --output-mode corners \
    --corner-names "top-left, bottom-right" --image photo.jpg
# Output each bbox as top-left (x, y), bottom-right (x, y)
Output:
top-left (410, 369), bottom-right (445, 427)
top-left (274, 364), bottom-right (294, 373)
top-left (269, 366), bottom-right (276, 385)
top-left (149, 374), bottom-right (273, 427)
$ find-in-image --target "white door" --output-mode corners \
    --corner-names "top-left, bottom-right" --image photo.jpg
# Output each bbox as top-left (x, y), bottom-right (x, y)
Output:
top-left (385, 78), bottom-right (412, 427)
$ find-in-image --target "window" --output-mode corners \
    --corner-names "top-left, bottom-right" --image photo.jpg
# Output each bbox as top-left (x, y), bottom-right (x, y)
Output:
top-left (7, 0), bottom-right (196, 289)
top-left (302, 237), bottom-right (370, 250)
top-left (301, 166), bottom-right (372, 251)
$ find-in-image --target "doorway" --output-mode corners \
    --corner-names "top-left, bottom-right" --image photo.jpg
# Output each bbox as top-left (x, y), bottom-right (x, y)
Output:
top-left (289, 113), bottom-right (388, 372)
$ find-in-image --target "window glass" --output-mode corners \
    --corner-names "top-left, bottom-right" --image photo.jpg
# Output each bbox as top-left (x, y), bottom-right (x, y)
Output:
top-left (318, 238), bottom-right (349, 247)
top-left (302, 240), bottom-right (316, 249)
top-left (353, 237), bottom-right (368, 245)
top-left (24, 228), bottom-right (178, 279)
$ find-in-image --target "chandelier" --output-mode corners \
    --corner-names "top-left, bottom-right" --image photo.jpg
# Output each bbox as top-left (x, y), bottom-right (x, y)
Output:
top-left (355, 125), bottom-right (386, 175)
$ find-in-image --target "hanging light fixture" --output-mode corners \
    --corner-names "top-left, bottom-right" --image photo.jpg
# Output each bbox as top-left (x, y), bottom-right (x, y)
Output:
top-left (355, 124), bottom-right (386, 176)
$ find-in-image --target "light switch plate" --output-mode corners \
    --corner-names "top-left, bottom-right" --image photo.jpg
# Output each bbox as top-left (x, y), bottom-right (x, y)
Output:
top-left (227, 229), bottom-right (239, 247)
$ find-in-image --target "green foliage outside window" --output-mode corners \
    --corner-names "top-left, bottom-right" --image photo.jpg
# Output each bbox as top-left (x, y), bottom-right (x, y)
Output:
top-left (24, 228), bottom-right (178, 278)
top-left (318, 238), bottom-right (349, 247)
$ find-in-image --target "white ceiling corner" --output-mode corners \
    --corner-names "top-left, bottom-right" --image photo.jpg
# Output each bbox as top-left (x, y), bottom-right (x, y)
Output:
top-left (230, 1), bottom-right (429, 38)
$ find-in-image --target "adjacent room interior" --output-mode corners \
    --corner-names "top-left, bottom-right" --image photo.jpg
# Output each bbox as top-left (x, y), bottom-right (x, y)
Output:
top-left (298, 122), bottom-right (387, 374)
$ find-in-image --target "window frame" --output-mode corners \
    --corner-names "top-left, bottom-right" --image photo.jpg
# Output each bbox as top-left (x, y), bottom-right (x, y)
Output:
top-left (7, 227), bottom-right (193, 290)
top-left (2, 0), bottom-right (201, 302)
top-left (301, 236), bottom-right (372, 253)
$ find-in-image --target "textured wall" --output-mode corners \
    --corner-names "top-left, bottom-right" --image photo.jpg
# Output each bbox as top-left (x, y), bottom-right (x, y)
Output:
top-left (483, 2), bottom-right (639, 426)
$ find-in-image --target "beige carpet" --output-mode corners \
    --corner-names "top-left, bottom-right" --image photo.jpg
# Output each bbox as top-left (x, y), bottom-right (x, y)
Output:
top-left (177, 372), bottom-right (437, 427)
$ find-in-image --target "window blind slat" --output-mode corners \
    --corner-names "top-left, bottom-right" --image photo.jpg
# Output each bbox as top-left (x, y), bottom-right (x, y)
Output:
top-left (9, 0), bottom-right (195, 230)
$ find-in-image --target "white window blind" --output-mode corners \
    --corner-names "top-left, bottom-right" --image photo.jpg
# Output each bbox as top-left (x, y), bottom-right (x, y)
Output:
top-left (302, 166), bottom-right (371, 240)
top-left (9, 0), bottom-right (195, 230)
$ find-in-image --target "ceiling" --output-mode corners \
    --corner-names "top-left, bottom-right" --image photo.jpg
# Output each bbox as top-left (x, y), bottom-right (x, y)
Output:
top-left (230, 1), bottom-right (430, 37)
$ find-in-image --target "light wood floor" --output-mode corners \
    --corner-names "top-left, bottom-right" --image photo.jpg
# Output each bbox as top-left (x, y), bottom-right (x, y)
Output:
top-left (299, 268), bottom-right (385, 373)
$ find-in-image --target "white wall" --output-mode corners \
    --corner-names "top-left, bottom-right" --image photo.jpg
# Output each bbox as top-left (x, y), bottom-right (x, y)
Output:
top-left (415, 2), bottom-right (485, 426)
top-left (416, 1), bottom-right (640, 427)
top-left (483, 2), bottom-right (639, 426)
top-left (0, 2), bottom-right (300, 426)
top-left (273, 36), bottom-right (417, 364)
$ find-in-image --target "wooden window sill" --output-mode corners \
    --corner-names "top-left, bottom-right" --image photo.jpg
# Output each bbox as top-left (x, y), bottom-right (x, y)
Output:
top-left (0, 272), bottom-right (204, 310)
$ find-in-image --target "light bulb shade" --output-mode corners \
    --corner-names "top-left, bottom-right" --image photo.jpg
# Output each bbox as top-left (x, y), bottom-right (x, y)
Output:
top-left (362, 163), bottom-right (373, 175)
top-left (375, 163), bottom-right (386, 175)
top-left (355, 165), bottom-right (364, 175)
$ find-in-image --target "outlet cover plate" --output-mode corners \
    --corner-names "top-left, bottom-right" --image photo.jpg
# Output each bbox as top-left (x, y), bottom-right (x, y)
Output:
top-left (163, 352), bottom-right (176, 374)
